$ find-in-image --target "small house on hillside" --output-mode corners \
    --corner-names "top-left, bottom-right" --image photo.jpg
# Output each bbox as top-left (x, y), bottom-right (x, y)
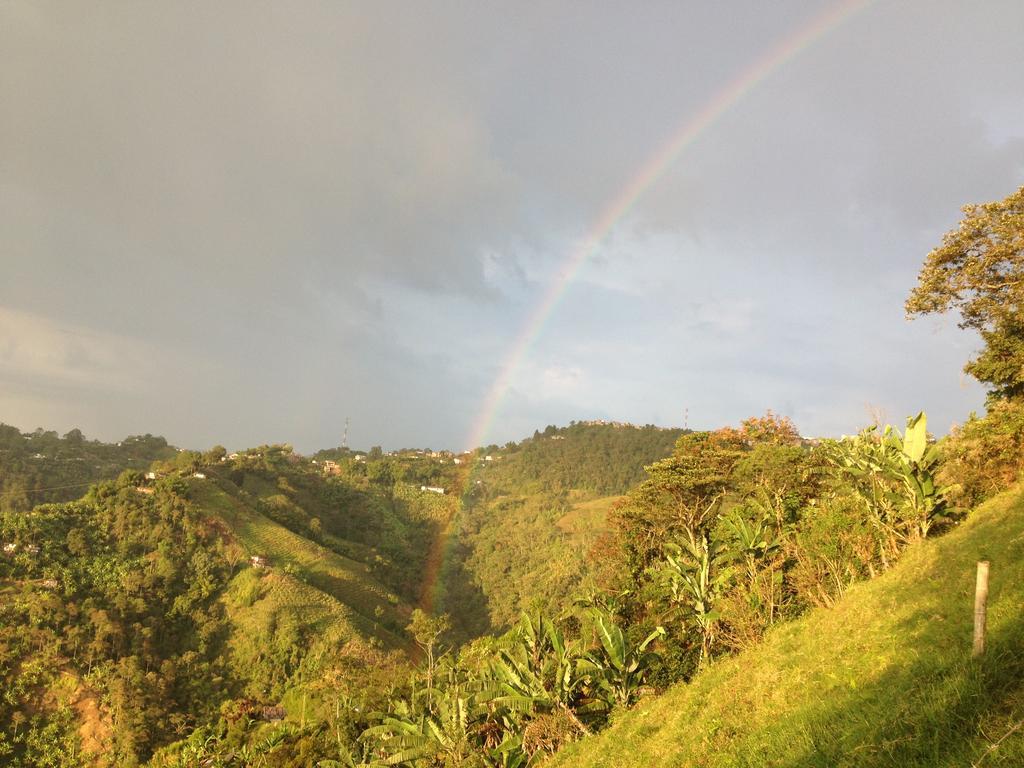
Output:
top-left (250, 555), bottom-right (269, 569)
top-left (192, 472), bottom-right (207, 479)
top-left (145, 471), bottom-right (157, 480)
top-left (323, 460), bottom-right (341, 476)
top-left (2, 543), bottom-right (17, 554)
top-left (420, 485), bottom-right (446, 495)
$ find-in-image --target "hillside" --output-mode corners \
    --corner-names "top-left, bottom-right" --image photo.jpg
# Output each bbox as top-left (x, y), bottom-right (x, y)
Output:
top-left (190, 480), bottom-right (409, 645)
top-left (0, 445), bottom-right (455, 764)
top-left (437, 423), bottom-right (682, 632)
top-left (8, 415), bottom-right (1024, 767)
top-left (483, 421), bottom-right (686, 496)
top-left (546, 485), bottom-right (1024, 768)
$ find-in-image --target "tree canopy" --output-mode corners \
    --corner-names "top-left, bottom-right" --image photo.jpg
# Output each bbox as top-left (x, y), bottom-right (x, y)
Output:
top-left (906, 185), bottom-right (1024, 398)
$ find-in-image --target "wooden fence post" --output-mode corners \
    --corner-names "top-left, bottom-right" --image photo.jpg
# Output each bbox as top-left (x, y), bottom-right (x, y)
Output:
top-left (973, 560), bottom-right (990, 658)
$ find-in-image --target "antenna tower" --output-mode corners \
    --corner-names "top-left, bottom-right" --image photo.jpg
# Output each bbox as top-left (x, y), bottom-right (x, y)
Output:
top-left (342, 417), bottom-right (350, 450)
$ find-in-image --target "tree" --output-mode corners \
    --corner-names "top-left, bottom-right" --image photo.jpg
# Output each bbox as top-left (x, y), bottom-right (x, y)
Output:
top-left (611, 430), bottom-right (742, 576)
top-left (367, 460), bottom-right (396, 498)
top-left (408, 609), bottom-right (451, 695)
top-left (204, 444), bottom-right (227, 463)
top-left (906, 185), bottom-right (1024, 398)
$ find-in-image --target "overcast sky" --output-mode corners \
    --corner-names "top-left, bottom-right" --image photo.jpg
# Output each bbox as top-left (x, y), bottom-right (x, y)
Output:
top-left (2, 1), bottom-right (1023, 452)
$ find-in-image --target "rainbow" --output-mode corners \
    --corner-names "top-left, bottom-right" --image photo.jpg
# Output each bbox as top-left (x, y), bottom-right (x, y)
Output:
top-left (463, 0), bottom-right (874, 452)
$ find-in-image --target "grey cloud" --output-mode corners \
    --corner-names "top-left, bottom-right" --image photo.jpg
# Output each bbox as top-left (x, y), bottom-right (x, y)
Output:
top-left (1, 0), bottom-right (1021, 450)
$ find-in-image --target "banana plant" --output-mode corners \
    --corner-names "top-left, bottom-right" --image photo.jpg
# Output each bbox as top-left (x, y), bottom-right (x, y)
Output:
top-left (577, 610), bottom-right (664, 708)
top-left (725, 510), bottom-right (782, 584)
top-left (488, 735), bottom-right (530, 768)
top-left (825, 412), bottom-right (949, 554)
top-left (475, 611), bottom-right (590, 761)
top-left (360, 688), bottom-right (477, 767)
top-left (883, 412), bottom-right (947, 538)
top-left (487, 613), bottom-right (582, 712)
top-left (725, 509), bottom-right (784, 623)
top-left (657, 531), bottom-right (735, 667)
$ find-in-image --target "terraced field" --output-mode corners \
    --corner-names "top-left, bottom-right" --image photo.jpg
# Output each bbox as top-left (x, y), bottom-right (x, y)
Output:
top-left (227, 569), bottom-right (369, 648)
top-left (188, 479), bottom-right (408, 646)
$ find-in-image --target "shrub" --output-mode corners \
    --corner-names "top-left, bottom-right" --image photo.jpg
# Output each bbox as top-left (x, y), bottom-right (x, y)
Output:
top-left (229, 568), bottom-right (264, 608)
top-left (787, 495), bottom-right (877, 609)
top-left (939, 399), bottom-right (1024, 508)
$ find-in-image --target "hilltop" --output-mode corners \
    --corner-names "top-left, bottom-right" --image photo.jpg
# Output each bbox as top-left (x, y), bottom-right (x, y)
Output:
top-left (0, 425), bottom-right (176, 513)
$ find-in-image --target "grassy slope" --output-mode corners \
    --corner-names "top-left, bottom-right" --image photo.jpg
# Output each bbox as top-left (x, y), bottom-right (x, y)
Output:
top-left (548, 486), bottom-right (1024, 768)
top-left (189, 479), bottom-right (408, 646)
top-left (555, 493), bottom-right (623, 535)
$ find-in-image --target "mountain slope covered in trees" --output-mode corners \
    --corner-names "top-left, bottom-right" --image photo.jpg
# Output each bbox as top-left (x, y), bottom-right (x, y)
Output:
top-left (0, 443), bottom-right (460, 765)
top-left (436, 422), bottom-right (684, 633)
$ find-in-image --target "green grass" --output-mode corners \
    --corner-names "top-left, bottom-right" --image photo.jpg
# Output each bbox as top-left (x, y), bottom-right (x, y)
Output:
top-left (189, 480), bottom-right (408, 646)
top-left (555, 494), bottom-right (623, 534)
top-left (547, 486), bottom-right (1024, 768)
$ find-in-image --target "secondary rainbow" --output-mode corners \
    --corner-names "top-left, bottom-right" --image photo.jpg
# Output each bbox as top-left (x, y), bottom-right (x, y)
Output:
top-left (464, 0), bottom-right (875, 452)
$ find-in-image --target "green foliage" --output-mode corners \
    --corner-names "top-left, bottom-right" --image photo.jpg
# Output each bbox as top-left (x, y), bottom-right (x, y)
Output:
top-left (939, 399), bottom-right (1024, 508)
top-left (0, 477), bottom-right (232, 765)
top-left (785, 494), bottom-right (876, 609)
top-left (578, 612), bottom-right (664, 708)
top-left (906, 184), bottom-right (1024, 398)
top-left (823, 412), bottom-right (951, 555)
top-left (488, 423), bottom-right (685, 496)
top-left (0, 426), bottom-right (175, 514)
top-left (4, 396), bottom-right (1020, 767)
top-left (655, 533), bottom-right (734, 667)
top-left (228, 567), bottom-right (264, 608)
top-left (448, 491), bottom-right (588, 632)
top-left (442, 424), bottom-right (684, 633)
top-left (606, 411), bottom-right (958, 682)
top-left (358, 607), bottom-right (664, 767)
top-left (546, 485), bottom-right (1024, 768)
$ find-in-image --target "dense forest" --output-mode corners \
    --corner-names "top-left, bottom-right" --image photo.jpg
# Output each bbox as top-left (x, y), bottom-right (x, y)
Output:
top-left (2, 185), bottom-right (1024, 766)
